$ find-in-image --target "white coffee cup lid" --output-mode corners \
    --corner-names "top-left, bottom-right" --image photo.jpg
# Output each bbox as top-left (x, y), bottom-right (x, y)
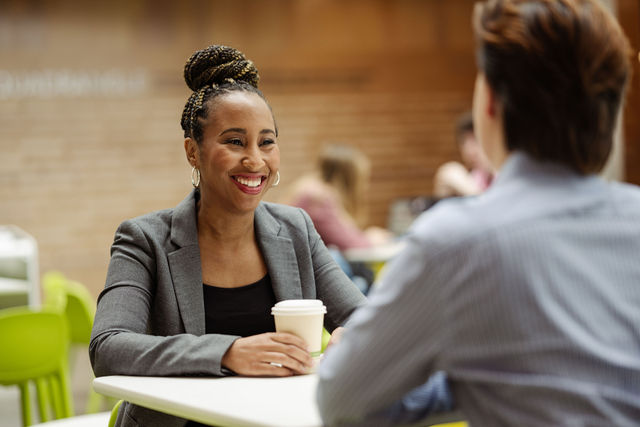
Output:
top-left (271, 299), bottom-right (327, 315)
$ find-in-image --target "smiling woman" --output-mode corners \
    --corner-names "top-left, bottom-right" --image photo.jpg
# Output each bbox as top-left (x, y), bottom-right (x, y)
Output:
top-left (89, 45), bottom-right (366, 427)
top-left (186, 90), bottom-right (279, 212)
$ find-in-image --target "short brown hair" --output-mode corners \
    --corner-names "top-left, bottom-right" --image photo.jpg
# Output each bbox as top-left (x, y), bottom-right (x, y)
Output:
top-left (319, 144), bottom-right (371, 226)
top-left (473, 0), bottom-right (632, 174)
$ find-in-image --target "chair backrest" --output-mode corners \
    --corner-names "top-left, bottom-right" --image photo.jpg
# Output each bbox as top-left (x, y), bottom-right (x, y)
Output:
top-left (42, 271), bottom-right (95, 345)
top-left (0, 307), bottom-right (69, 383)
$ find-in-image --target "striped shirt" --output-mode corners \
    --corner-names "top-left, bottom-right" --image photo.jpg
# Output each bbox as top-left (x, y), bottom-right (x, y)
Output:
top-left (317, 152), bottom-right (640, 426)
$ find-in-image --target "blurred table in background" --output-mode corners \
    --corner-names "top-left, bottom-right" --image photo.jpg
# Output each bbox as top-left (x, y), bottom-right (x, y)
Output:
top-left (0, 225), bottom-right (39, 309)
top-left (343, 240), bottom-right (406, 278)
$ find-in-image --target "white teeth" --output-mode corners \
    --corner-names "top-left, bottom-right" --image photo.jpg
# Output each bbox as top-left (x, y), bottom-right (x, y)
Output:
top-left (235, 177), bottom-right (262, 188)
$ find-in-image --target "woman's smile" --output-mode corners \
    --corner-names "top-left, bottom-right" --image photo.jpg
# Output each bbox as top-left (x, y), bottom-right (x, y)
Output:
top-left (231, 174), bottom-right (267, 195)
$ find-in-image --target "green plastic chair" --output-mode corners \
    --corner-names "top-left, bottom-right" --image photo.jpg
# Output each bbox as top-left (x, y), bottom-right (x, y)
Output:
top-left (42, 271), bottom-right (108, 414)
top-left (321, 328), bottom-right (331, 352)
top-left (42, 271), bottom-right (95, 345)
top-left (108, 400), bottom-right (123, 427)
top-left (0, 306), bottom-right (73, 426)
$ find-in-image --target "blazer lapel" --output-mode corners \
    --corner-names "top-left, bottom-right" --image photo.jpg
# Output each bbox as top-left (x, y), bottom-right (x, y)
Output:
top-left (255, 204), bottom-right (302, 302)
top-left (168, 190), bottom-right (205, 336)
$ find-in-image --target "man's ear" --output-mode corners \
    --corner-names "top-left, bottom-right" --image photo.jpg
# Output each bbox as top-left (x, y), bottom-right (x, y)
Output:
top-left (184, 137), bottom-right (199, 167)
top-left (484, 76), bottom-right (499, 118)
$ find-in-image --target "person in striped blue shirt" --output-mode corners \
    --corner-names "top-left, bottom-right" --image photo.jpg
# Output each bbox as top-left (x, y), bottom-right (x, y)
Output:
top-left (317, 0), bottom-right (640, 425)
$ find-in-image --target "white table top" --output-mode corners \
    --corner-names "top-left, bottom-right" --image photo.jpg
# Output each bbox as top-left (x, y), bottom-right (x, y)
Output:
top-left (93, 374), bottom-right (322, 427)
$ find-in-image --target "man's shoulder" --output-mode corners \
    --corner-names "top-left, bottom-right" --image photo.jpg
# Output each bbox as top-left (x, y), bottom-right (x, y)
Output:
top-left (409, 178), bottom-right (640, 255)
top-left (610, 181), bottom-right (640, 216)
top-left (409, 195), bottom-right (494, 248)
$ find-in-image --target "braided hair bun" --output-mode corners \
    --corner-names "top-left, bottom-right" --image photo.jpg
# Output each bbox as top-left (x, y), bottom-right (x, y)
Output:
top-left (184, 45), bottom-right (259, 92)
top-left (181, 45), bottom-right (264, 140)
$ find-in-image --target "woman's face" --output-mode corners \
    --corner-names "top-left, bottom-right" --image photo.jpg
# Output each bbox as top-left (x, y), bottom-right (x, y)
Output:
top-left (193, 91), bottom-right (280, 215)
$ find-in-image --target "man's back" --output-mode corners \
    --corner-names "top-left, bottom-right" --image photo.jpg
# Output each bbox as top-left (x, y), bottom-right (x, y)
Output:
top-left (317, 153), bottom-right (640, 426)
top-left (317, 0), bottom-right (637, 423)
top-left (414, 153), bottom-right (640, 425)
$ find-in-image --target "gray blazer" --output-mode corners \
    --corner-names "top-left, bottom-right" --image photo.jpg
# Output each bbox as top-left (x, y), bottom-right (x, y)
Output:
top-left (90, 190), bottom-right (365, 427)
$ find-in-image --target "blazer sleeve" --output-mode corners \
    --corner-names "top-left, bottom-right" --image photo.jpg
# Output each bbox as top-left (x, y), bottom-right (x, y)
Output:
top-left (299, 209), bottom-right (367, 331)
top-left (89, 219), bottom-right (238, 378)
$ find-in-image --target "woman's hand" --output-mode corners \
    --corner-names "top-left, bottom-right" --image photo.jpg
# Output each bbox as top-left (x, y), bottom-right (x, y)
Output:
top-left (221, 332), bottom-right (313, 376)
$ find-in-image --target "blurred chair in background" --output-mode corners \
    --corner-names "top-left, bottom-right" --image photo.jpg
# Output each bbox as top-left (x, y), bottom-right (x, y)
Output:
top-left (42, 271), bottom-right (110, 414)
top-left (42, 272), bottom-right (94, 345)
top-left (107, 400), bottom-right (123, 427)
top-left (0, 307), bottom-right (73, 426)
top-left (0, 225), bottom-right (40, 310)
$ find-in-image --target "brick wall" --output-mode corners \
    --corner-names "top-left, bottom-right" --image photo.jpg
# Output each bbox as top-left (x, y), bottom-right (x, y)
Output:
top-left (0, 0), bottom-right (637, 298)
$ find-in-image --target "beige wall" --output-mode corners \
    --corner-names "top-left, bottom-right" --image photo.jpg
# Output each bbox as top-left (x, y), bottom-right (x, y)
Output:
top-left (1, 0), bottom-right (638, 298)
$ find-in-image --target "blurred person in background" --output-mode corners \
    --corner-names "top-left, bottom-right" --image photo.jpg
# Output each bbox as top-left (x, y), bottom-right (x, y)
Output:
top-left (317, 0), bottom-right (640, 425)
top-left (433, 111), bottom-right (494, 198)
top-left (90, 45), bottom-right (365, 427)
top-left (283, 144), bottom-right (393, 252)
top-left (283, 144), bottom-right (394, 293)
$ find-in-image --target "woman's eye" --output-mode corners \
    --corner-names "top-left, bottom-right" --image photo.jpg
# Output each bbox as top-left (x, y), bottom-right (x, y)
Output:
top-left (226, 138), bottom-right (243, 146)
top-left (261, 139), bottom-right (275, 146)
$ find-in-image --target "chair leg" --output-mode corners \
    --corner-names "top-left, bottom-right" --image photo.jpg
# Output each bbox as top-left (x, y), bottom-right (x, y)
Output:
top-left (49, 374), bottom-right (63, 419)
top-left (19, 381), bottom-right (32, 427)
top-left (55, 366), bottom-right (74, 418)
top-left (35, 377), bottom-right (51, 422)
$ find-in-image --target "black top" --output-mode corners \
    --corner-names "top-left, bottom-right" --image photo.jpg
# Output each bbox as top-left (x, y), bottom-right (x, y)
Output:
top-left (186, 275), bottom-right (277, 427)
top-left (203, 274), bottom-right (277, 337)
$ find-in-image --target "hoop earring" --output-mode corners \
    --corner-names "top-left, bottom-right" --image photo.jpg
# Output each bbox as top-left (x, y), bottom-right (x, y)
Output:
top-left (191, 166), bottom-right (200, 188)
top-left (272, 171), bottom-right (280, 187)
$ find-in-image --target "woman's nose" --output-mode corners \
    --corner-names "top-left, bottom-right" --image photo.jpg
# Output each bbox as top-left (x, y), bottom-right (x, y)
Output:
top-left (242, 147), bottom-right (265, 170)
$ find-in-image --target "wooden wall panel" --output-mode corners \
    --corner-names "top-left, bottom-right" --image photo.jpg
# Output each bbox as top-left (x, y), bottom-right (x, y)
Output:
top-left (618, 0), bottom-right (640, 185)
top-left (268, 90), bottom-right (472, 228)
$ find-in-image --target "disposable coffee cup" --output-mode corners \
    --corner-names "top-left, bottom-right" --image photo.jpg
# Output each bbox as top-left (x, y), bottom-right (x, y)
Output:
top-left (271, 299), bottom-right (327, 358)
